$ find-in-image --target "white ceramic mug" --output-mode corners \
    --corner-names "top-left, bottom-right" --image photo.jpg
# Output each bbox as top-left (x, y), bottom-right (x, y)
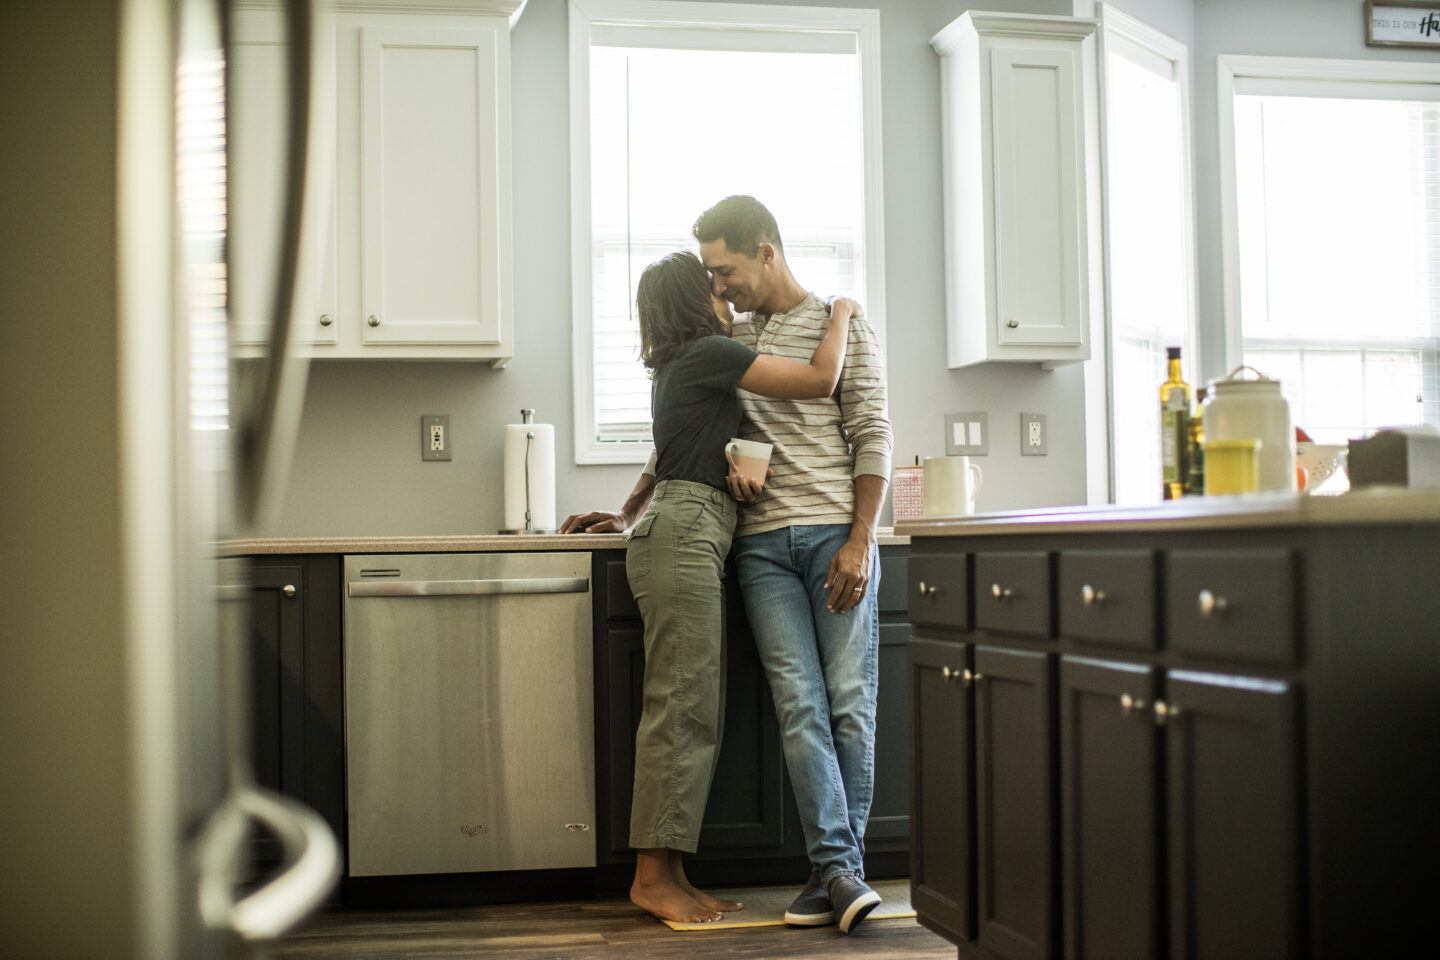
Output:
top-left (725, 438), bottom-right (774, 488)
top-left (923, 456), bottom-right (984, 517)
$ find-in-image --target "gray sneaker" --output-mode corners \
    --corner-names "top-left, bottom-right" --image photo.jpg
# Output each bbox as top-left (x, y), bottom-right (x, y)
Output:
top-left (783, 869), bottom-right (834, 926)
top-left (827, 874), bottom-right (882, 935)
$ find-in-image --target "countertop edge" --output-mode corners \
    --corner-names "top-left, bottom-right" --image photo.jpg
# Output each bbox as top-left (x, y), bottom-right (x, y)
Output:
top-left (896, 489), bottom-right (1440, 538)
top-left (219, 530), bottom-right (911, 556)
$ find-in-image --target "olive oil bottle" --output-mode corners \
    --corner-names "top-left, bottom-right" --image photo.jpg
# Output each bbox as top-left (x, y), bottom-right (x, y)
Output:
top-left (1159, 346), bottom-right (1191, 500)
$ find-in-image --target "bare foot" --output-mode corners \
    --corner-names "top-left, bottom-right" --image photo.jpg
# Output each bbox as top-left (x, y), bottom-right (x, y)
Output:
top-left (668, 856), bottom-right (743, 913)
top-left (630, 879), bottom-right (722, 924)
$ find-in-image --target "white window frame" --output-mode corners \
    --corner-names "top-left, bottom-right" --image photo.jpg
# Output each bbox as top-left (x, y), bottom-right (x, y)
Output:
top-left (1089, 2), bottom-right (1198, 503)
top-left (1217, 54), bottom-right (1440, 372)
top-left (568, 0), bottom-right (886, 465)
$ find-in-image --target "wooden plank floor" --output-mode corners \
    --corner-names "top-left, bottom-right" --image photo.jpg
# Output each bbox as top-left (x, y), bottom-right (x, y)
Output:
top-left (270, 895), bottom-right (957, 959)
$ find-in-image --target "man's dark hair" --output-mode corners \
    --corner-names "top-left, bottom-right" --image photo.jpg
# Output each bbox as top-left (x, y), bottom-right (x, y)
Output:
top-left (692, 195), bottom-right (784, 256)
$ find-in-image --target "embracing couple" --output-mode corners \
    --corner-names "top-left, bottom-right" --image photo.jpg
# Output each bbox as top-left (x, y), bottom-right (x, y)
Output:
top-left (562, 195), bottom-right (892, 934)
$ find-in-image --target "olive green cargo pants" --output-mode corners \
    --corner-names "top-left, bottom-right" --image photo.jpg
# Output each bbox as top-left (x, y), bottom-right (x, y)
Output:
top-left (625, 480), bottom-right (737, 852)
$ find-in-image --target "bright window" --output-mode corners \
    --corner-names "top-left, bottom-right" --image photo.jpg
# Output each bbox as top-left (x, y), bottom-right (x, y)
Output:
top-left (1228, 67), bottom-right (1440, 443)
top-left (1101, 12), bottom-right (1195, 505)
top-left (570, 1), bottom-right (883, 464)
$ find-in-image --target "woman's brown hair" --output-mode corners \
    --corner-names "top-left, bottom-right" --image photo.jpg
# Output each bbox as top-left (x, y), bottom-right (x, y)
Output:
top-left (636, 251), bottom-right (726, 375)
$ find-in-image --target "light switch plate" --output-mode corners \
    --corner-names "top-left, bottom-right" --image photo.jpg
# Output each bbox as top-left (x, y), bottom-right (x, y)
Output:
top-left (421, 414), bottom-right (452, 461)
top-left (946, 412), bottom-right (989, 456)
top-left (1021, 412), bottom-right (1047, 456)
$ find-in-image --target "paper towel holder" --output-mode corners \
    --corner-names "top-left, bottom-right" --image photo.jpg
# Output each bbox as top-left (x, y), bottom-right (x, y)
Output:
top-left (499, 408), bottom-right (556, 535)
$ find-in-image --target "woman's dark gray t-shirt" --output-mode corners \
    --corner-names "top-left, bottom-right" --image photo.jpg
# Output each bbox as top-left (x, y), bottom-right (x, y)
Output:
top-left (652, 335), bottom-right (759, 492)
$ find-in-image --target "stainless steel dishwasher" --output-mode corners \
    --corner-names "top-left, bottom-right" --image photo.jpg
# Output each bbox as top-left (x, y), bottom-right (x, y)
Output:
top-left (343, 552), bottom-right (594, 877)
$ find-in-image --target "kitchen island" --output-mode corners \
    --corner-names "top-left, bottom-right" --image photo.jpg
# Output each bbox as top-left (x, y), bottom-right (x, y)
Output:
top-left (224, 530), bottom-right (911, 906)
top-left (897, 489), bottom-right (1439, 960)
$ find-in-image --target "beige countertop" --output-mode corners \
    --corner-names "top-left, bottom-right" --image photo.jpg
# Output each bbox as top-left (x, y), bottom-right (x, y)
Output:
top-left (896, 488), bottom-right (1440, 538)
top-left (221, 528), bottom-right (910, 556)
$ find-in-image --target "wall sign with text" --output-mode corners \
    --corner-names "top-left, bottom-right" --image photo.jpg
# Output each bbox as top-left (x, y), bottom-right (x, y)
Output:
top-left (1368, 1), bottom-right (1440, 47)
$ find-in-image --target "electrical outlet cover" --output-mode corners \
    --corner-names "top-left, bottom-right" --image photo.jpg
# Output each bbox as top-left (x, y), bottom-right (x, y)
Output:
top-left (1020, 413), bottom-right (1047, 456)
top-left (421, 414), bottom-right (452, 461)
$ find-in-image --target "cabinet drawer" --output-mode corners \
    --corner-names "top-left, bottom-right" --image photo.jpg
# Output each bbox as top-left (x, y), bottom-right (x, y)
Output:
top-left (1058, 551), bottom-right (1156, 649)
top-left (975, 552), bottom-right (1051, 638)
top-left (877, 555), bottom-right (910, 614)
top-left (1166, 550), bottom-right (1296, 666)
top-left (908, 553), bottom-right (970, 630)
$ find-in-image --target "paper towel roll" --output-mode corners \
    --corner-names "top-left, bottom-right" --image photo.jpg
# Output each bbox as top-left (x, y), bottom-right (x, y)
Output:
top-left (502, 421), bottom-right (556, 532)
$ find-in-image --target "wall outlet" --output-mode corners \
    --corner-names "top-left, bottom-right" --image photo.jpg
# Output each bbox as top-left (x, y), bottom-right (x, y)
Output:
top-left (945, 412), bottom-right (989, 456)
top-left (421, 414), bottom-right (452, 461)
top-left (1021, 413), bottom-right (1047, 456)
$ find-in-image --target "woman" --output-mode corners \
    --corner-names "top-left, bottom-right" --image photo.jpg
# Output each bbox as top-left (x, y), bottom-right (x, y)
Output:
top-left (622, 250), bottom-right (857, 924)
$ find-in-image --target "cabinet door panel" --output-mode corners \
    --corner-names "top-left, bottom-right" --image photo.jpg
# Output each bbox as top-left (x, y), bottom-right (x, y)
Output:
top-left (989, 42), bottom-right (1084, 347)
top-left (360, 24), bottom-right (507, 346)
top-left (1165, 671), bottom-right (1300, 960)
top-left (1060, 657), bottom-right (1159, 960)
top-left (976, 552), bottom-right (1052, 638)
top-left (909, 638), bottom-right (974, 943)
top-left (975, 645), bottom-right (1055, 960)
top-left (868, 623), bottom-right (913, 843)
top-left (229, 11), bottom-right (337, 346)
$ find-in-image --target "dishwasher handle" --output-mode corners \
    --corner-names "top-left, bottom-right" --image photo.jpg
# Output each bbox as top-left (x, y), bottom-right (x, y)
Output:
top-left (347, 576), bottom-right (590, 598)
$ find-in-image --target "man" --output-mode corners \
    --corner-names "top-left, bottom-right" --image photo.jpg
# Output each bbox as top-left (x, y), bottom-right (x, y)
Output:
top-left (563, 196), bottom-right (892, 934)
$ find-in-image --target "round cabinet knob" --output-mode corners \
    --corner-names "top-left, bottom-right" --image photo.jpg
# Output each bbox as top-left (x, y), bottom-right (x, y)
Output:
top-left (942, 665), bottom-right (954, 682)
top-left (991, 583), bottom-right (1013, 603)
top-left (1153, 700), bottom-right (1182, 725)
top-left (919, 580), bottom-right (938, 597)
top-left (962, 668), bottom-right (977, 688)
top-left (1120, 693), bottom-right (1146, 716)
top-left (1081, 584), bottom-right (1106, 608)
top-left (1197, 589), bottom-right (1228, 619)
top-left (368, 315), bottom-right (381, 327)
top-left (1006, 318), bottom-right (1020, 329)
top-left (282, 584), bottom-right (297, 598)
top-left (319, 314), bottom-right (333, 327)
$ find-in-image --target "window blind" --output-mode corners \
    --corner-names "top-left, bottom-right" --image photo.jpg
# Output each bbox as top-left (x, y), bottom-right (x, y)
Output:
top-left (1234, 90), bottom-right (1440, 442)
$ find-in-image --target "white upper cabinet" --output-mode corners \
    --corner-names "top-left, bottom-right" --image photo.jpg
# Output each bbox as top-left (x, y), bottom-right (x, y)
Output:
top-left (931, 12), bottom-right (1097, 367)
top-left (229, 8), bottom-right (339, 347)
top-left (231, 0), bottom-right (522, 363)
top-left (357, 21), bottom-right (510, 353)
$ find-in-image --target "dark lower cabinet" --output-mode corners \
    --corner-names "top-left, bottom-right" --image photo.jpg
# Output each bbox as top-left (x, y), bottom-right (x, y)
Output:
top-left (869, 622), bottom-right (914, 844)
top-left (975, 644), bottom-right (1056, 960)
top-left (247, 555), bottom-right (345, 885)
top-left (909, 638), bottom-right (975, 944)
top-left (1165, 671), bottom-right (1299, 960)
top-left (1059, 657), bottom-right (1160, 960)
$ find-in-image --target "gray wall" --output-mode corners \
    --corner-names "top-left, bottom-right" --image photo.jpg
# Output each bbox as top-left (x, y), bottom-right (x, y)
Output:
top-left (274, 0), bottom-right (1094, 537)
top-left (1191, 0), bottom-right (1435, 381)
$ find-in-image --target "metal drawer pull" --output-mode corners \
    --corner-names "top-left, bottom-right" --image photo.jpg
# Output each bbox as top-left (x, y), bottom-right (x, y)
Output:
top-left (1153, 700), bottom-right (1182, 725)
top-left (1197, 589), bottom-right (1228, 618)
top-left (1119, 693), bottom-right (1146, 716)
top-left (318, 314), bottom-right (332, 327)
top-left (347, 576), bottom-right (589, 598)
top-left (282, 584), bottom-right (297, 599)
top-left (1081, 584), bottom-right (1106, 607)
top-left (991, 583), bottom-right (1013, 603)
top-left (368, 315), bottom-right (381, 327)
top-left (941, 666), bottom-right (978, 687)
top-left (918, 580), bottom-right (938, 596)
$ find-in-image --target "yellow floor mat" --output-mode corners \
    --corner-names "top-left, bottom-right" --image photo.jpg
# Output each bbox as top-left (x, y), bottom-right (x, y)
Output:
top-left (661, 877), bottom-right (915, 932)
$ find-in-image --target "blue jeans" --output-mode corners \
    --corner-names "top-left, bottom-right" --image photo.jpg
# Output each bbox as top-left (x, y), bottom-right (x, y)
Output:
top-left (733, 524), bottom-right (880, 884)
